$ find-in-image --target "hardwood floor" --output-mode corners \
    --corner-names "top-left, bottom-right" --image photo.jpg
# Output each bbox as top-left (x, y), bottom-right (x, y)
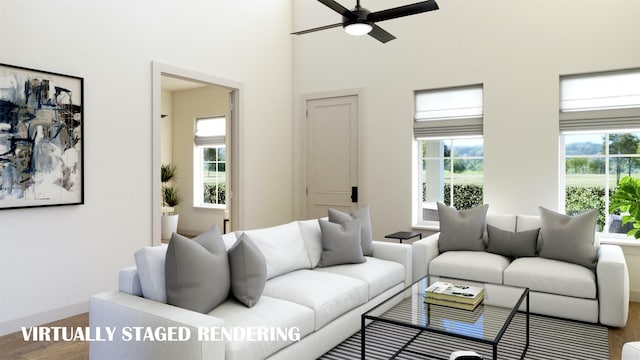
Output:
top-left (0, 302), bottom-right (638, 359)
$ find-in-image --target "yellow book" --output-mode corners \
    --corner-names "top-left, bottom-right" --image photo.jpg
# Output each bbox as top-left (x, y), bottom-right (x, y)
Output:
top-left (424, 296), bottom-right (483, 311)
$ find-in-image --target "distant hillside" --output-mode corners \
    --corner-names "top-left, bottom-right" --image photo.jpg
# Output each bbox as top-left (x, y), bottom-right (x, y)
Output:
top-left (565, 142), bottom-right (601, 156)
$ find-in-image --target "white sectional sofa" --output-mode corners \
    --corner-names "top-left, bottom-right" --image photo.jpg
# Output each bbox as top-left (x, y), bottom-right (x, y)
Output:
top-left (90, 218), bottom-right (412, 360)
top-left (413, 211), bottom-right (630, 327)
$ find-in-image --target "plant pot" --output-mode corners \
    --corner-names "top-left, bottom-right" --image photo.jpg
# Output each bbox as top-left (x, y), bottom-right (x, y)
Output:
top-left (161, 214), bottom-right (179, 240)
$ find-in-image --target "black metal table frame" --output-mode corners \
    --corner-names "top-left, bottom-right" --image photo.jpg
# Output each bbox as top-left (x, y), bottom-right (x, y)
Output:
top-left (361, 277), bottom-right (530, 360)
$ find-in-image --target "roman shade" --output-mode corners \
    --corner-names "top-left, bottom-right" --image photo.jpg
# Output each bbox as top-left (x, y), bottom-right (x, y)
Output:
top-left (414, 85), bottom-right (483, 138)
top-left (560, 69), bottom-right (640, 132)
top-left (194, 116), bottom-right (226, 146)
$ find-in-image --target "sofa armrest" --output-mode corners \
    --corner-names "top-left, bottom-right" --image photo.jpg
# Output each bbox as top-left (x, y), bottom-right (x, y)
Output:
top-left (90, 291), bottom-right (225, 360)
top-left (411, 233), bottom-right (440, 282)
top-left (597, 244), bottom-right (629, 327)
top-left (372, 241), bottom-right (412, 287)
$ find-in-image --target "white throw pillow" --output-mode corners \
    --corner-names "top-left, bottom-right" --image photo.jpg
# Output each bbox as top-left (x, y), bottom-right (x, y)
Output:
top-left (243, 221), bottom-right (311, 279)
top-left (133, 244), bottom-right (168, 303)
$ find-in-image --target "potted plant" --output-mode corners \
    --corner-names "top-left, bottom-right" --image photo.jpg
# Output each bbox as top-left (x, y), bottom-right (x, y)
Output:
top-left (161, 164), bottom-right (182, 240)
top-left (609, 175), bottom-right (640, 239)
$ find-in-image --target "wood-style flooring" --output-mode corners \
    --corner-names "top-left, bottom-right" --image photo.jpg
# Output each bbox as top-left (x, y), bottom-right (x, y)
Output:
top-left (0, 302), bottom-right (638, 360)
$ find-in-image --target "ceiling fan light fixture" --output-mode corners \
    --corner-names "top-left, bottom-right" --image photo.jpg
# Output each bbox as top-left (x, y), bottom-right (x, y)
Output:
top-left (344, 22), bottom-right (373, 36)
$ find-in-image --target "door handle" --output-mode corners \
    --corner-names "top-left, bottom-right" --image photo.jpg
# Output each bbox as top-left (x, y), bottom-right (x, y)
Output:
top-left (351, 186), bottom-right (358, 203)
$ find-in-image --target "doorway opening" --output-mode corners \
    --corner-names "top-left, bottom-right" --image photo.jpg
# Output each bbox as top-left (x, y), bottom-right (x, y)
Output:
top-left (152, 62), bottom-right (241, 245)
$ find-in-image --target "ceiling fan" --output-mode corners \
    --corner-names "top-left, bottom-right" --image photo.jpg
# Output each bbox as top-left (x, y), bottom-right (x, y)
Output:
top-left (292, 0), bottom-right (439, 43)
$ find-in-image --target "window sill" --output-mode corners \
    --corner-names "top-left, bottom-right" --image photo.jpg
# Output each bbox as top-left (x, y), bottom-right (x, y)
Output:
top-left (599, 236), bottom-right (640, 247)
top-left (194, 205), bottom-right (226, 210)
top-left (412, 224), bottom-right (440, 232)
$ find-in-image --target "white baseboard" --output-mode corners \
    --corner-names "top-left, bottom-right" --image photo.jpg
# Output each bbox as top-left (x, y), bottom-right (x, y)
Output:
top-left (630, 289), bottom-right (640, 303)
top-left (0, 301), bottom-right (88, 337)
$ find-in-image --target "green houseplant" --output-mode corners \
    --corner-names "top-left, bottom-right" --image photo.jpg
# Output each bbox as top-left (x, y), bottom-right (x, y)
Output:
top-left (609, 175), bottom-right (640, 239)
top-left (161, 164), bottom-right (182, 240)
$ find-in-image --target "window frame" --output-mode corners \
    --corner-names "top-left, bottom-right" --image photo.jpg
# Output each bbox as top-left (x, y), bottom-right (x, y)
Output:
top-left (559, 68), bottom-right (640, 239)
top-left (412, 84), bottom-right (485, 229)
top-left (414, 136), bottom-right (484, 228)
top-left (193, 116), bottom-right (227, 209)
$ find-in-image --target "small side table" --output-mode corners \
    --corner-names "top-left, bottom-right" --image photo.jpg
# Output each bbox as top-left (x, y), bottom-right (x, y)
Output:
top-left (385, 231), bottom-right (422, 244)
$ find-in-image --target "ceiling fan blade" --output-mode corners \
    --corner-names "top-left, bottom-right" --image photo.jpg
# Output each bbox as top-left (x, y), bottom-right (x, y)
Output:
top-left (291, 23), bottom-right (343, 35)
top-left (369, 0), bottom-right (439, 23)
top-left (317, 0), bottom-right (356, 19)
top-left (368, 24), bottom-right (396, 43)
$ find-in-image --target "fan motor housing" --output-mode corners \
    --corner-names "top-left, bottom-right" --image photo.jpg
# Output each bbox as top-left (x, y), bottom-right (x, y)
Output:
top-left (343, 7), bottom-right (372, 27)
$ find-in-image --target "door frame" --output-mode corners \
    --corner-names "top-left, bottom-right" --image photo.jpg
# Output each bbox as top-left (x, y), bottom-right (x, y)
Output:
top-left (151, 62), bottom-right (243, 245)
top-left (296, 89), bottom-right (365, 219)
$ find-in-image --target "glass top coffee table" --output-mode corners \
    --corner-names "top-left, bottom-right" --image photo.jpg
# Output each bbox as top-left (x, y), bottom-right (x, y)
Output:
top-left (361, 276), bottom-right (529, 360)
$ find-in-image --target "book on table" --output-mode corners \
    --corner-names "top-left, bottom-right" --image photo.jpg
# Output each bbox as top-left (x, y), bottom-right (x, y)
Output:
top-left (424, 281), bottom-right (485, 310)
top-left (423, 296), bottom-right (483, 311)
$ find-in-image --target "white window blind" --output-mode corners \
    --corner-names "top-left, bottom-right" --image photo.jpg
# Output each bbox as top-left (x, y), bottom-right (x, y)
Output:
top-left (414, 85), bottom-right (483, 138)
top-left (194, 117), bottom-right (226, 146)
top-left (560, 69), bottom-right (640, 132)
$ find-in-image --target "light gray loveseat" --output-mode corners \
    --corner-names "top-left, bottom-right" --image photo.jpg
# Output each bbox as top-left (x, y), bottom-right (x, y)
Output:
top-left (90, 218), bottom-right (412, 360)
top-left (412, 210), bottom-right (629, 327)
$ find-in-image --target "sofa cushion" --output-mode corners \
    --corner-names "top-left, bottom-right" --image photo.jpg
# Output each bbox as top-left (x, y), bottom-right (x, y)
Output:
top-left (437, 202), bottom-right (489, 252)
top-left (538, 207), bottom-right (598, 269)
top-left (318, 219), bottom-right (365, 267)
top-left (485, 214), bottom-right (517, 231)
top-left (314, 257), bottom-right (404, 299)
top-left (222, 232), bottom-right (238, 250)
top-left (165, 226), bottom-right (230, 313)
top-left (429, 251), bottom-right (510, 284)
top-left (298, 218), bottom-right (323, 268)
top-left (208, 296), bottom-right (315, 360)
top-left (243, 221), bottom-right (311, 280)
top-left (133, 244), bottom-right (168, 303)
top-left (486, 225), bottom-right (539, 258)
top-left (262, 269), bottom-right (368, 330)
top-left (228, 233), bottom-right (267, 308)
top-left (328, 206), bottom-right (374, 256)
top-left (504, 257), bottom-right (596, 299)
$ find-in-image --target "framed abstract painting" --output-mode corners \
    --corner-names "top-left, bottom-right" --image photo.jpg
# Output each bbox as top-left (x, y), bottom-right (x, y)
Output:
top-left (0, 63), bottom-right (84, 209)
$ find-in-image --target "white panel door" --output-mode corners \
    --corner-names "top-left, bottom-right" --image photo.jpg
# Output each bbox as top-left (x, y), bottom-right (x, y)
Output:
top-left (306, 95), bottom-right (358, 218)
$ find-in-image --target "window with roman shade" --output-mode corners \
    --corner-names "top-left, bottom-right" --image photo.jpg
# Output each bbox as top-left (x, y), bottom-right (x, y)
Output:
top-left (559, 68), bottom-right (640, 236)
top-left (413, 85), bottom-right (484, 228)
top-left (194, 117), bottom-right (227, 208)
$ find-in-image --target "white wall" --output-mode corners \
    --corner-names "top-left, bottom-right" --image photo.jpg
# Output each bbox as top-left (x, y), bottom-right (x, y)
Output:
top-left (0, 0), bottom-right (292, 335)
top-left (172, 86), bottom-right (230, 236)
top-left (292, 0), bottom-right (640, 294)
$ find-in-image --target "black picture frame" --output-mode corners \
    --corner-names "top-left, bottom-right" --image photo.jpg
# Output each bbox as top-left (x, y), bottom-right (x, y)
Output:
top-left (0, 63), bottom-right (84, 209)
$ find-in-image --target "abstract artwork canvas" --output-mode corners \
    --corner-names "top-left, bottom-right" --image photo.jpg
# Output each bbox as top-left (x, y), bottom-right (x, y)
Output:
top-left (0, 63), bottom-right (83, 209)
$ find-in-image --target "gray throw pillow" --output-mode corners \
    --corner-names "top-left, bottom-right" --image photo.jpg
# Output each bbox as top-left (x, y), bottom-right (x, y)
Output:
top-left (486, 224), bottom-right (539, 258)
top-left (228, 233), bottom-right (267, 308)
top-left (318, 219), bottom-right (366, 267)
top-left (437, 202), bottom-right (489, 253)
top-left (165, 226), bottom-right (230, 313)
top-left (328, 206), bottom-right (373, 256)
top-left (538, 207), bottom-right (598, 269)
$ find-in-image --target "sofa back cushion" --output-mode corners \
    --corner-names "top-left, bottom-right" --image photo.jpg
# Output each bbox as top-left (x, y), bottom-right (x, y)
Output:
top-left (298, 218), bottom-right (323, 268)
top-left (243, 221), bottom-right (311, 279)
top-left (485, 214), bottom-right (517, 232)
